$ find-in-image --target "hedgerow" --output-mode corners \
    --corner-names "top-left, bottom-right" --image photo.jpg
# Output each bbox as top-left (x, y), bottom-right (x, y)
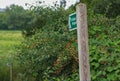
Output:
top-left (16, 3), bottom-right (120, 81)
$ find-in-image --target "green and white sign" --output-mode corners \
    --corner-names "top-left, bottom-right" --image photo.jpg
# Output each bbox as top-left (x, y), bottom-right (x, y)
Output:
top-left (69, 12), bottom-right (77, 31)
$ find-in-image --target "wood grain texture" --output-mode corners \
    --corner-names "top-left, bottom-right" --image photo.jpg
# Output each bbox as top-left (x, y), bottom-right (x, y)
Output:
top-left (76, 3), bottom-right (91, 81)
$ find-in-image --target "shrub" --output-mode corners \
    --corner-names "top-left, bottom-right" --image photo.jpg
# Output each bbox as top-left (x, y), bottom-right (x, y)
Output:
top-left (16, 4), bottom-right (120, 81)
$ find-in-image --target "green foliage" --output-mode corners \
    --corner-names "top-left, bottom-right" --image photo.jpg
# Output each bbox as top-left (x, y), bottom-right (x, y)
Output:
top-left (88, 13), bottom-right (120, 81)
top-left (23, 6), bottom-right (73, 36)
top-left (16, 3), bottom-right (79, 80)
top-left (16, 1), bottom-right (120, 81)
top-left (0, 31), bottom-right (22, 81)
top-left (93, 0), bottom-right (120, 18)
top-left (0, 1), bottom-right (119, 81)
top-left (0, 12), bottom-right (8, 30)
top-left (0, 4), bottom-right (34, 30)
top-left (81, 0), bottom-right (120, 18)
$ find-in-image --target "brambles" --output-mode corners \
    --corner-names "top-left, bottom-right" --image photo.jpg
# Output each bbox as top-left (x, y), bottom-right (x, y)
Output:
top-left (16, 1), bottom-right (120, 81)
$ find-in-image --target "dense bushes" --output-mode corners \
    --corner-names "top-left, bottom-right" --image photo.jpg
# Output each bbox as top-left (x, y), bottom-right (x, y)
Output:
top-left (17, 30), bottom-right (78, 81)
top-left (88, 14), bottom-right (120, 81)
top-left (80, 0), bottom-right (120, 18)
top-left (93, 0), bottom-right (120, 18)
top-left (16, 1), bottom-right (120, 81)
top-left (16, 6), bottom-right (79, 81)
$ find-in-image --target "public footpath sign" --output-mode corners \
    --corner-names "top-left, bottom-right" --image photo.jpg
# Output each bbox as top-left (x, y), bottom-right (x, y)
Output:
top-left (69, 13), bottom-right (77, 31)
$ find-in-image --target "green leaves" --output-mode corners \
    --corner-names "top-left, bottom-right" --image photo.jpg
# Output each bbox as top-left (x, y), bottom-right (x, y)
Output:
top-left (0, 5), bottom-right (33, 30)
top-left (16, 2), bottom-right (120, 81)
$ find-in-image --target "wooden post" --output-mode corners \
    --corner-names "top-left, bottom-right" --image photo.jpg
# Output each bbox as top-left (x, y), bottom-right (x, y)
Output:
top-left (10, 63), bottom-right (13, 81)
top-left (76, 3), bottom-right (91, 81)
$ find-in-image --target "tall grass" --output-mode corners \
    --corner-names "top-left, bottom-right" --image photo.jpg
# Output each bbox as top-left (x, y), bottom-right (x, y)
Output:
top-left (0, 31), bottom-right (22, 55)
top-left (0, 30), bottom-right (22, 81)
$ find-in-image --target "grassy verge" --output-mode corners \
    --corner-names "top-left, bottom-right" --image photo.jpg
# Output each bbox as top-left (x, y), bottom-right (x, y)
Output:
top-left (0, 30), bottom-right (22, 81)
top-left (0, 30), bottom-right (22, 56)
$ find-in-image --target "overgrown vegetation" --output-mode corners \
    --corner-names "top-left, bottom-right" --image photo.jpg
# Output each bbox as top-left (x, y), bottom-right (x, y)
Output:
top-left (88, 14), bottom-right (120, 81)
top-left (0, 0), bottom-right (120, 81)
top-left (16, 1), bottom-right (120, 81)
top-left (0, 31), bottom-right (22, 81)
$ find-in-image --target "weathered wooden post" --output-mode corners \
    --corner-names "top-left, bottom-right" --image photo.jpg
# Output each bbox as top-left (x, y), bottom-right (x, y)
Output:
top-left (76, 3), bottom-right (91, 81)
top-left (10, 63), bottom-right (13, 81)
